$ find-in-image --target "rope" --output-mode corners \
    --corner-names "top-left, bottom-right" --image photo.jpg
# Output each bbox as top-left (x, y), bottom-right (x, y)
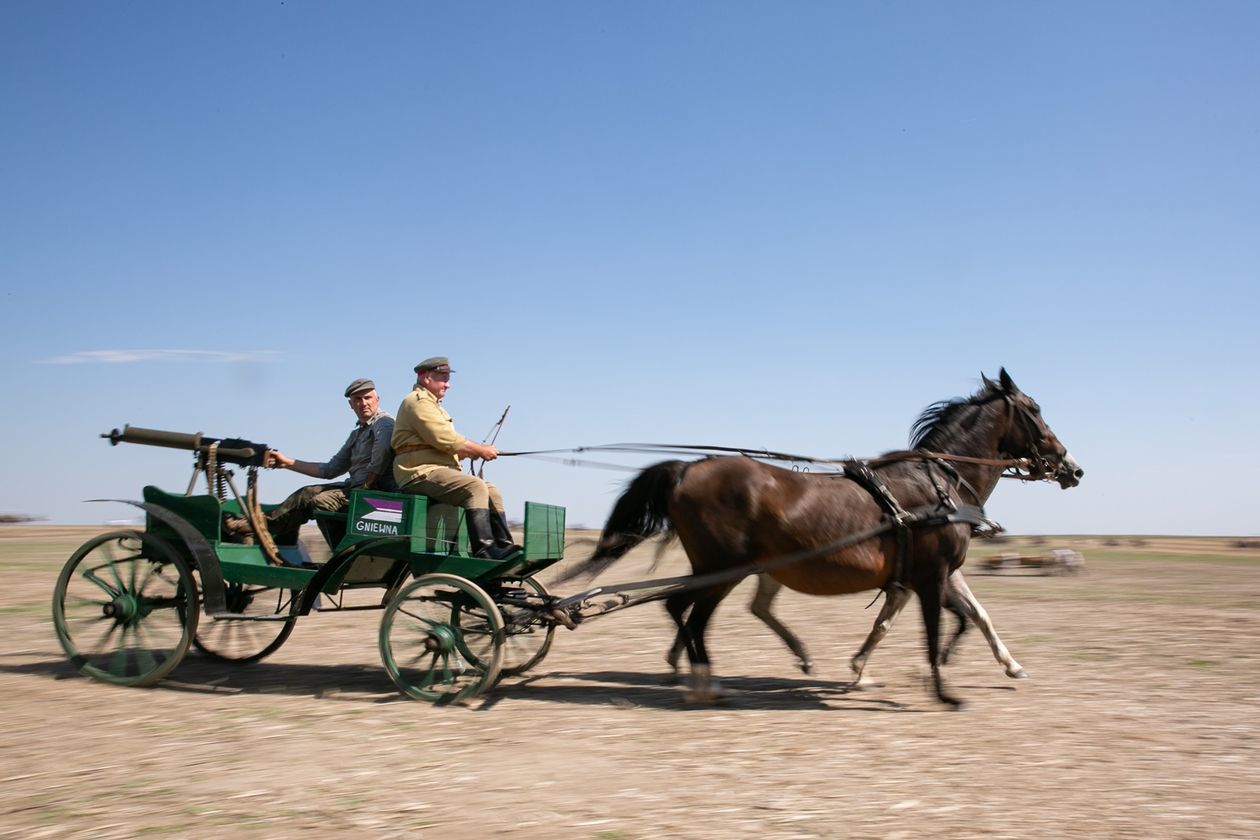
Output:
top-left (244, 468), bottom-right (286, 567)
top-left (206, 441), bottom-right (222, 499)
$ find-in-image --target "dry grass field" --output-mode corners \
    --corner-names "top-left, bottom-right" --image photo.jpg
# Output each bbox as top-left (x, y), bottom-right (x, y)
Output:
top-left (2, 526), bottom-right (1258, 839)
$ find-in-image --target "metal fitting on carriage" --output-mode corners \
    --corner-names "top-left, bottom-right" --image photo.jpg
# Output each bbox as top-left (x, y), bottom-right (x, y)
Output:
top-left (596, 594), bottom-right (630, 612)
top-left (547, 607), bottom-right (578, 630)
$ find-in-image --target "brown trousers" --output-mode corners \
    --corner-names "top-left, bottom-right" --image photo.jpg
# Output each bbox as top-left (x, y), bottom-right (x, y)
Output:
top-left (399, 467), bottom-right (505, 512)
top-left (265, 484), bottom-right (349, 542)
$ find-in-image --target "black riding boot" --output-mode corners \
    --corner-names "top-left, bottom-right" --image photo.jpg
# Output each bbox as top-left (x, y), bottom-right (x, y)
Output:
top-left (490, 508), bottom-right (524, 554)
top-left (466, 508), bottom-right (521, 560)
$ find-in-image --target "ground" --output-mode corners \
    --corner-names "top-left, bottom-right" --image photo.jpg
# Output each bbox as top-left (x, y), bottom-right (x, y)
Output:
top-left (2, 528), bottom-right (1258, 839)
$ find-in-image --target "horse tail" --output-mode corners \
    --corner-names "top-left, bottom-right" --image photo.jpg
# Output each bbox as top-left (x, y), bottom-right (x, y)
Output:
top-left (558, 459), bottom-right (691, 582)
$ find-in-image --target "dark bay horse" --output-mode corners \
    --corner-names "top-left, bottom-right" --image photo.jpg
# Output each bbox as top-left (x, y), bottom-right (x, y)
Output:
top-left (567, 369), bottom-right (1082, 707)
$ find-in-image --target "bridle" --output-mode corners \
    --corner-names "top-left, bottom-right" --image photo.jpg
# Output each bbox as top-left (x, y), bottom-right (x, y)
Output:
top-left (999, 390), bottom-right (1065, 482)
top-left (868, 391), bottom-right (1065, 484)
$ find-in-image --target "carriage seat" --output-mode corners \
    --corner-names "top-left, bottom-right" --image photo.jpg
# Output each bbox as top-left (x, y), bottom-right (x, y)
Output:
top-left (315, 488), bottom-right (471, 556)
top-left (316, 488), bottom-right (565, 572)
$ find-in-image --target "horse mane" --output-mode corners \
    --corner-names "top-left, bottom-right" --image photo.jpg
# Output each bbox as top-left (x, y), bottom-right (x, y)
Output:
top-left (909, 379), bottom-right (1006, 451)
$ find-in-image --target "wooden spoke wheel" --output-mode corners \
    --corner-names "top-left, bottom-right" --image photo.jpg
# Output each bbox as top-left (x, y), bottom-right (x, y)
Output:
top-left (379, 573), bottom-right (504, 704)
top-left (471, 576), bottom-right (556, 677)
top-left (52, 530), bottom-right (198, 687)
top-left (193, 582), bottom-right (298, 664)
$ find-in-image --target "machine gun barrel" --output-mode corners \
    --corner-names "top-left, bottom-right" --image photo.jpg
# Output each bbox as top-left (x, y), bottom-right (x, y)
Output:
top-left (101, 424), bottom-right (268, 467)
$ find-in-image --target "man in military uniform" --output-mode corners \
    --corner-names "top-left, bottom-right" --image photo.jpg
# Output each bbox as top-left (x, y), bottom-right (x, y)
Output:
top-left (391, 357), bottom-right (521, 560)
top-left (224, 378), bottom-right (395, 543)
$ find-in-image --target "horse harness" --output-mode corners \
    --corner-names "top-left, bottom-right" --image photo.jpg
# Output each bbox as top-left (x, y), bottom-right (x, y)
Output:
top-left (841, 456), bottom-right (999, 590)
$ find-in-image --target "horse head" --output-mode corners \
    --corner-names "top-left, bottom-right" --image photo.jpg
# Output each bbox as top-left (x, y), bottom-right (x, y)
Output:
top-left (984, 368), bottom-right (1084, 489)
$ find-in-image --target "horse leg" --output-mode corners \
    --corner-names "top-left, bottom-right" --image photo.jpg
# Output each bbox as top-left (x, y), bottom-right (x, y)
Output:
top-left (665, 626), bottom-right (686, 674)
top-left (946, 570), bottom-right (1028, 679)
top-left (681, 586), bottom-right (734, 704)
top-left (849, 585), bottom-right (913, 687)
top-left (748, 574), bottom-right (813, 674)
top-left (664, 592), bottom-right (694, 675)
top-left (916, 567), bottom-right (965, 709)
top-left (939, 585), bottom-right (969, 666)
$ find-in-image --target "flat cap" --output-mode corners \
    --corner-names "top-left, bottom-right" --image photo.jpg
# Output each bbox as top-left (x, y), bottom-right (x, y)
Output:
top-left (414, 356), bottom-right (454, 374)
top-left (344, 378), bottom-right (376, 397)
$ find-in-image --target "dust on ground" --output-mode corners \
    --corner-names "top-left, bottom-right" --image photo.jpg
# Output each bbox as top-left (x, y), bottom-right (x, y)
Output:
top-left (2, 528), bottom-right (1258, 839)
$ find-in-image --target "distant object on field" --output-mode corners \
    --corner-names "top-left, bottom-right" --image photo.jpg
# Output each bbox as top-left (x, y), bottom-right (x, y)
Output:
top-left (981, 547), bottom-right (1085, 575)
top-left (0, 514), bottom-right (44, 525)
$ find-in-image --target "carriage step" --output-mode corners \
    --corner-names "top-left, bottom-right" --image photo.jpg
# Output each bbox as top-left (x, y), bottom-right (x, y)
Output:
top-left (206, 612), bottom-right (293, 621)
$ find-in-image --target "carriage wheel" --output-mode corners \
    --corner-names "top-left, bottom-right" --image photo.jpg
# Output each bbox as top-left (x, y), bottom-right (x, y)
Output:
top-left (461, 576), bottom-right (556, 677)
top-left (52, 530), bottom-right (198, 687)
top-left (192, 583), bottom-right (298, 664)
top-left (379, 573), bottom-right (504, 704)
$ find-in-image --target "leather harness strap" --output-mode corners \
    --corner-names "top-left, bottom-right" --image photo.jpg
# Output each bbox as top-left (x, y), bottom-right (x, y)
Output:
top-left (840, 459), bottom-right (998, 590)
top-left (843, 460), bottom-right (912, 523)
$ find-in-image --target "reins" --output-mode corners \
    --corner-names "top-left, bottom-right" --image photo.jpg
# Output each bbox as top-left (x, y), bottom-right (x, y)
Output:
top-left (498, 382), bottom-right (1058, 483)
top-left (499, 442), bottom-right (842, 466)
top-left (499, 442), bottom-right (1037, 479)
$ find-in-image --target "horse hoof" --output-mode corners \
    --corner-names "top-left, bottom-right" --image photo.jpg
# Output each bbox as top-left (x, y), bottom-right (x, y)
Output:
top-left (682, 682), bottom-right (725, 704)
top-left (798, 659), bottom-right (813, 675)
top-left (683, 666), bottom-right (722, 704)
top-left (683, 689), bottom-right (722, 705)
top-left (1006, 667), bottom-right (1029, 679)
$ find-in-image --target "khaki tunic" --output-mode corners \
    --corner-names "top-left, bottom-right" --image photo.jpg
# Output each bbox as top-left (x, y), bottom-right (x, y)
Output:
top-left (390, 386), bottom-right (505, 511)
top-left (391, 386), bottom-right (468, 488)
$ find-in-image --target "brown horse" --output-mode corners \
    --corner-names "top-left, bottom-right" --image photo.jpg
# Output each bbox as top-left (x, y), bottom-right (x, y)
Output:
top-left (567, 369), bottom-right (1082, 707)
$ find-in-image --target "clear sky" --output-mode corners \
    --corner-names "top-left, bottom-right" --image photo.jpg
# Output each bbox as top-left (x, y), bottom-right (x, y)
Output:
top-left (2, 2), bottom-right (1257, 535)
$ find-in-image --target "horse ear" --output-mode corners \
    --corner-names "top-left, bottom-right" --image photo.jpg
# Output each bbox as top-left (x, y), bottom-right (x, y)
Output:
top-left (999, 367), bottom-right (1017, 392)
top-left (981, 372), bottom-right (997, 391)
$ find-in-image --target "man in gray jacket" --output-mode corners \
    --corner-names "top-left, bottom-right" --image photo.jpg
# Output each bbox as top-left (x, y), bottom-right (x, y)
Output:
top-left (224, 377), bottom-right (395, 543)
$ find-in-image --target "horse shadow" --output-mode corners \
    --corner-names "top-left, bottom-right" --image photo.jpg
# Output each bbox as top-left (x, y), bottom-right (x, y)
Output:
top-left (480, 669), bottom-right (911, 712)
top-left (4, 656), bottom-right (955, 712)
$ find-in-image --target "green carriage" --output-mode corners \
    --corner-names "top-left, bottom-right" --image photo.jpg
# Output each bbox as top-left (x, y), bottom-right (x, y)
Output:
top-left (51, 425), bottom-right (566, 704)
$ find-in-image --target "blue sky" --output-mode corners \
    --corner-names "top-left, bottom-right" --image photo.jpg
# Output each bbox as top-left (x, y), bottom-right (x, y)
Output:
top-left (2, 2), bottom-right (1257, 534)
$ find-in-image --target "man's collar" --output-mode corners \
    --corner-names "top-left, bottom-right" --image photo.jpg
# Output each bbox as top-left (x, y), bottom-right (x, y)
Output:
top-left (413, 384), bottom-right (442, 403)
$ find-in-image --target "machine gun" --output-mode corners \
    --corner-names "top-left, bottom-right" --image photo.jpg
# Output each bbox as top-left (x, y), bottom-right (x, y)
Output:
top-left (101, 425), bottom-right (269, 468)
top-left (102, 424), bottom-right (283, 563)
top-left (102, 423), bottom-right (270, 497)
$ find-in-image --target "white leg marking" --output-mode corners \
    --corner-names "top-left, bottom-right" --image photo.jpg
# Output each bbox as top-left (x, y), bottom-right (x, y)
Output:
top-left (850, 586), bottom-right (913, 686)
top-left (949, 570), bottom-right (1027, 678)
